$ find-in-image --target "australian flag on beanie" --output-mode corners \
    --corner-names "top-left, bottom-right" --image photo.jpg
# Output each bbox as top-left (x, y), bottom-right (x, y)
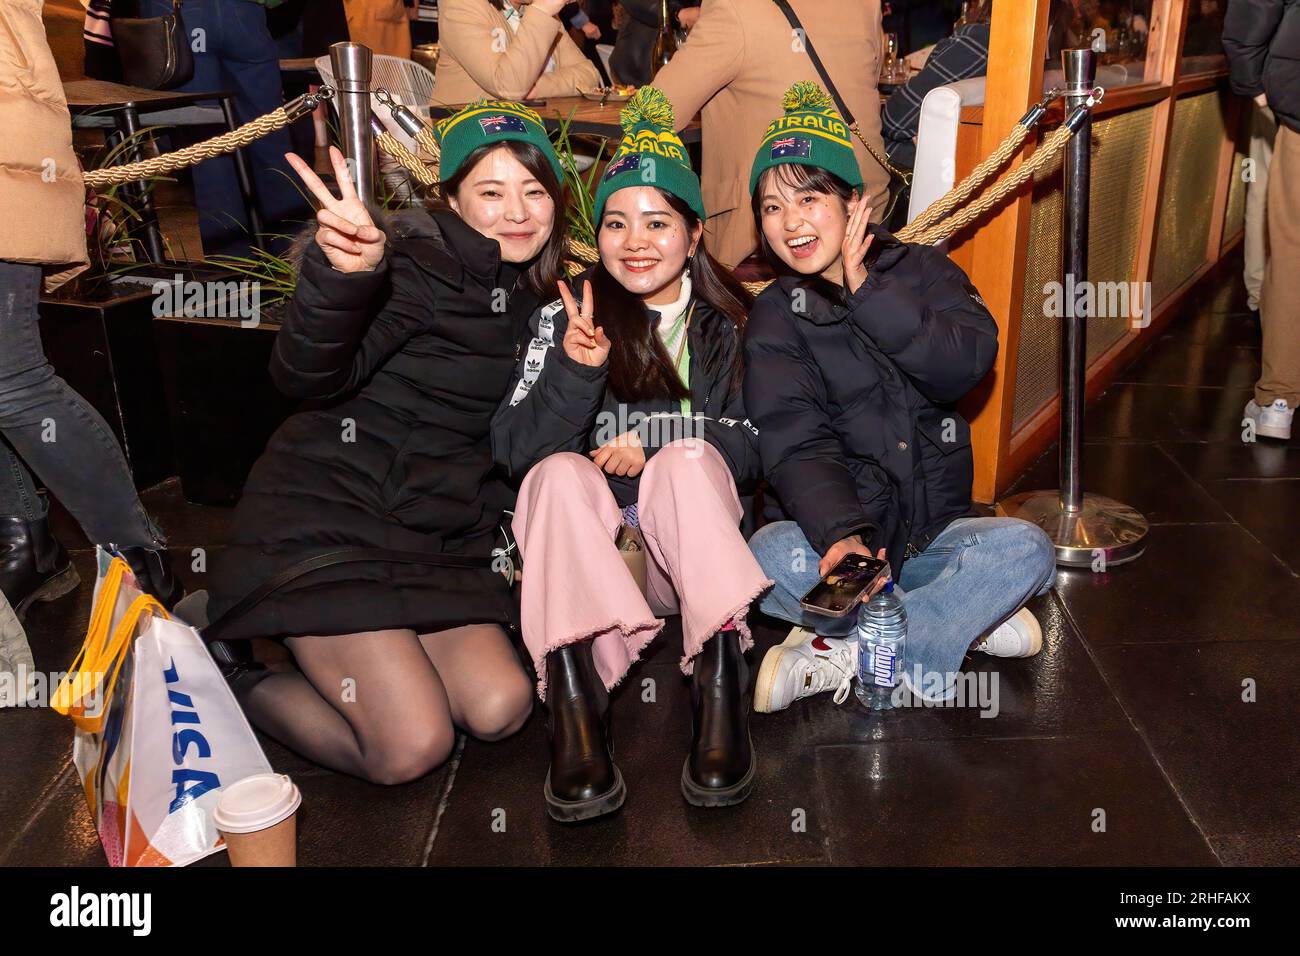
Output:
top-left (479, 114), bottom-right (528, 135)
top-left (771, 136), bottom-right (812, 160)
top-left (603, 153), bottom-right (642, 180)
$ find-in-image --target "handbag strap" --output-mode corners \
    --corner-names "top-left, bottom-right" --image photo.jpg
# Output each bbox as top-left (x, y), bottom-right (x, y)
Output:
top-left (202, 546), bottom-right (495, 642)
top-left (771, 0), bottom-right (912, 185)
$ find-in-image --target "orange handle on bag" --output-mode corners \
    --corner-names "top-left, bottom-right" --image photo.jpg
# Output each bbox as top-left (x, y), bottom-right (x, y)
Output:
top-left (51, 557), bottom-right (168, 732)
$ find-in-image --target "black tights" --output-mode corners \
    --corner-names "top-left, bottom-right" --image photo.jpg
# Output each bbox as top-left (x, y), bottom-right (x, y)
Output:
top-left (238, 623), bottom-right (534, 785)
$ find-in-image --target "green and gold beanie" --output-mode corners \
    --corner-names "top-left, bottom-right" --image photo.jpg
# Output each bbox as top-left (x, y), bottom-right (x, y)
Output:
top-left (748, 81), bottom-right (864, 195)
top-left (433, 99), bottom-right (564, 183)
top-left (593, 87), bottom-right (706, 224)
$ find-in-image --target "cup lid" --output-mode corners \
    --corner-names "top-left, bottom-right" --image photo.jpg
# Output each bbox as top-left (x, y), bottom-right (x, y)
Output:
top-left (213, 773), bottom-right (302, 833)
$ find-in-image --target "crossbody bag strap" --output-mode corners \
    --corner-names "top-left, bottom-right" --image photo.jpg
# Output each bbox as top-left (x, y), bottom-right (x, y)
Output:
top-left (770, 0), bottom-right (912, 186)
top-left (202, 546), bottom-right (492, 642)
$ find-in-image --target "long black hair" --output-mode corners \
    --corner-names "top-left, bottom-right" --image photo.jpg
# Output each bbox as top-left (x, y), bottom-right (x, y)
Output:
top-left (591, 188), bottom-right (753, 403)
top-left (750, 162), bottom-right (856, 274)
top-left (427, 139), bottom-right (569, 297)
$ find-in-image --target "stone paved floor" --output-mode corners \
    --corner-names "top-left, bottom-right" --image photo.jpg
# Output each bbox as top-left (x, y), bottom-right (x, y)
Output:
top-left (2, 265), bottom-right (1297, 866)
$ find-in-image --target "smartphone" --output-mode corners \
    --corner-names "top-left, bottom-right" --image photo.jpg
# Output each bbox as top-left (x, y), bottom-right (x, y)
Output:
top-left (521, 98), bottom-right (547, 107)
top-left (799, 553), bottom-right (889, 617)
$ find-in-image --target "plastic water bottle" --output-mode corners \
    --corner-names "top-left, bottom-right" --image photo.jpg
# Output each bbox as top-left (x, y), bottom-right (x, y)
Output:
top-left (856, 581), bottom-right (907, 710)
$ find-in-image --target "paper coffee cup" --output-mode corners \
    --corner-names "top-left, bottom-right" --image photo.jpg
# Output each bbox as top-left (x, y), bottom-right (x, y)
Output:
top-left (214, 773), bottom-right (302, 867)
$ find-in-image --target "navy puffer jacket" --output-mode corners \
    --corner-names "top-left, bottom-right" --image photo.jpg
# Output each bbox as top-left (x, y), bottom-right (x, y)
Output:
top-left (742, 227), bottom-right (998, 580)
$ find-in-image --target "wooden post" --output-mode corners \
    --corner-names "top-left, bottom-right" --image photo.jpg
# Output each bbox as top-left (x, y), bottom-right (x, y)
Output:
top-left (1132, 0), bottom-right (1191, 311)
top-left (963, 0), bottom-right (1049, 503)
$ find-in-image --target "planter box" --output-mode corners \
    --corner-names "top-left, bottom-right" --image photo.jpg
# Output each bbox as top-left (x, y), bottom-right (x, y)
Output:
top-left (37, 263), bottom-right (255, 491)
top-left (153, 310), bottom-right (298, 506)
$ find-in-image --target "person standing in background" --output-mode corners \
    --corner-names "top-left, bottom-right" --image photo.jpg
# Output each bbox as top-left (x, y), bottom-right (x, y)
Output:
top-left (1, 0), bottom-right (181, 620)
top-left (1225, 0), bottom-right (1300, 441)
top-left (651, 0), bottom-right (889, 269)
top-left (1242, 99), bottom-right (1276, 314)
top-left (137, 0), bottom-right (308, 257)
top-left (343, 0), bottom-right (414, 58)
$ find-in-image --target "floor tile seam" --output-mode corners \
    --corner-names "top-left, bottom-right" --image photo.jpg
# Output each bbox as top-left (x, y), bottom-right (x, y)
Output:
top-left (1051, 591), bottom-right (1225, 864)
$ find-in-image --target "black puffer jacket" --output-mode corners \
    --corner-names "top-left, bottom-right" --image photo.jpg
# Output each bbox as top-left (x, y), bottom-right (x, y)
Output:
top-left (1225, 0), bottom-right (1300, 133)
top-left (207, 208), bottom-right (540, 640)
top-left (743, 228), bottom-right (997, 581)
top-left (492, 268), bottom-right (760, 507)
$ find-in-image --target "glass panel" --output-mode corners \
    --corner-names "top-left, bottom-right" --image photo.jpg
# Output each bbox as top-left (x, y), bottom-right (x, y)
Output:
top-left (1044, 1), bottom-right (1154, 88)
top-left (1182, 0), bottom-right (1228, 74)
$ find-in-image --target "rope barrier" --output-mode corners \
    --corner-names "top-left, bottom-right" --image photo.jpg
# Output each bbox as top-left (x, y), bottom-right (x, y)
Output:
top-left (901, 87), bottom-right (1064, 239)
top-left (81, 89), bottom-right (333, 189)
top-left (80, 82), bottom-right (1104, 297)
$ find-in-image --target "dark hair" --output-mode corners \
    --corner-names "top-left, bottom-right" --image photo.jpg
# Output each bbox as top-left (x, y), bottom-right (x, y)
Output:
top-left (592, 188), bottom-right (753, 403)
top-left (750, 163), bottom-right (856, 273)
top-left (427, 139), bottom-right (568, 297)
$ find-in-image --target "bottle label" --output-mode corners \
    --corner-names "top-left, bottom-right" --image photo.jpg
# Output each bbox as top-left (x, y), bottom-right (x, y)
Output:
top-left (871, 644), bottom-right (896, 687)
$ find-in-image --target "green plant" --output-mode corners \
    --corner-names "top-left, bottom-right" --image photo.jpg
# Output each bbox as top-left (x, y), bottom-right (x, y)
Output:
top-left (204, 239), bottom-right (301, 309)
top-left (83, 126), bottom-right (176, 276)
top-left (552, 111), bottom-right (610, 249)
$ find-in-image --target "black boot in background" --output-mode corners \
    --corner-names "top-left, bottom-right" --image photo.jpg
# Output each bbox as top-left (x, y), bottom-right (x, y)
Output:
top-left (544, 640), bottom-right (626, 823)
top-left (682, 629), bottom-right (756, 807)
top-left (117, 546), bottom-right (184, 611)
top-left (0, 515), bottom-right (80, 620)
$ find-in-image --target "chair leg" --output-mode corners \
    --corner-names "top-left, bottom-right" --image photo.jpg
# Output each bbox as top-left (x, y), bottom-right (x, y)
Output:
top-left (116, 107), bottom-right (167, 264)
top-left (220, 96), bottom-right (266, 251)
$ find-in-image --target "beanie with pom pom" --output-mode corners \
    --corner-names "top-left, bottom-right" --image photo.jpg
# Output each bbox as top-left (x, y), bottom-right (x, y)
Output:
top-left (593, 86), bottom-right (706, 224)
top-left (748, 80), bottom-right (864, 195)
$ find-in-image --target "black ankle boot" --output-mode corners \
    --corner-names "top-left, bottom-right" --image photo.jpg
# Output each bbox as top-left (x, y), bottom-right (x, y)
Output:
top-left (117, 546), bottom-right (184, 611)
top-left (0, 515), bottom-right (80, 620)
top-left (682, 629), bottom-right (755, 807)
top-left (207, 637), bottom-right (269, 696)
top-left (543, 641), bottom-right (625, 822)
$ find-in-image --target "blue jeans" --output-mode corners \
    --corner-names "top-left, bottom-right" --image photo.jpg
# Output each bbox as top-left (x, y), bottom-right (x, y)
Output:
top-left (0, 262), bottom-right (162, 547)
top-left (749, 516), bottom-right (1055, 699)
top-left (144, 0), bottom-right (308, 255)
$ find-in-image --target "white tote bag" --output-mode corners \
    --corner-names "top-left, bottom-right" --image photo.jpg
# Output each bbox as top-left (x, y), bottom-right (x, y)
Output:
top-left (53, 549), bottom-right (273, 867)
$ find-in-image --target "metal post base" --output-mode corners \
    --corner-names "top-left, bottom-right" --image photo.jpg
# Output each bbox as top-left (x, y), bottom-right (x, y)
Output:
top-left (996, 491), bottom-right (1148, 567)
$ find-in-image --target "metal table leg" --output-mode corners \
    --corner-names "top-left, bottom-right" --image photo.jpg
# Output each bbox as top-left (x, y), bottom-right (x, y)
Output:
top-left (115, 106), bottom-right (167, 264)
top-left (219, 95), bottom-right (266, 251)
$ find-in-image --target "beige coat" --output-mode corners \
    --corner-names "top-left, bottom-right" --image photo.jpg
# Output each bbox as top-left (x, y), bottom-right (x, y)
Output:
top-left (434, 0), bottom-right (600, 106)
top-left (344, 0), bottom-right (412, 59)
top-left (1, 0), bottom-right (87, 287)
top-left (654, 0), bottom-right (889, 267)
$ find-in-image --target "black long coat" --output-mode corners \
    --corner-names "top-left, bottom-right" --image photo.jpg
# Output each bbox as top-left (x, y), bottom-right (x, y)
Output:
top-left (206, 209), bottom-right (540, 640)
top-left (491, 267), bottom-right (761, 509)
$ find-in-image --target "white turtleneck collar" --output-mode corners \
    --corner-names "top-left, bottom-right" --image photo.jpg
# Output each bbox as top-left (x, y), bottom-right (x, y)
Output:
top-left (649, 272), bottom-right (693, 336)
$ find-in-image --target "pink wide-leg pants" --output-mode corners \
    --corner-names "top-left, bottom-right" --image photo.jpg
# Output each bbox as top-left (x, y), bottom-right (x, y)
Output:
top-left (511, 439), bottom-right (773, 700)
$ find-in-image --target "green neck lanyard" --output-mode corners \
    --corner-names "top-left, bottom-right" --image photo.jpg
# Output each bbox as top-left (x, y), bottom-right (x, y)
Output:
top-left (661, 301), bottom-right (694, 416)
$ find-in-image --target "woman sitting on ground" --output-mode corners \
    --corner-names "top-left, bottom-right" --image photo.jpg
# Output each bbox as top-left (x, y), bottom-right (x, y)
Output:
top-left (492, 89), bottom-right (771, 822)
top-left (743, 83), bottom-right (1055, 713)
top-left (204, 102), bottom-right (569, 785)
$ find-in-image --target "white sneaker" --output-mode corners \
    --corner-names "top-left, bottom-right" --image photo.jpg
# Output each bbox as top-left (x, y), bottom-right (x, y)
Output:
top-left (1244, 399), bottom-right (1293, 441)
top-left (973, 607), bottom-right (1043, 658)
top-left (754, 627), bottom-right (858, 713)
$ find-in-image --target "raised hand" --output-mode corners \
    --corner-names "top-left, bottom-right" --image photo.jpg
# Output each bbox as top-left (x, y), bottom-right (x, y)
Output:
top-left (840, 191), bottom-right (874, 296)
top-left (559, 279), bottom-right (611, 367)
top-left (285, 147), bottom-right (384, 274)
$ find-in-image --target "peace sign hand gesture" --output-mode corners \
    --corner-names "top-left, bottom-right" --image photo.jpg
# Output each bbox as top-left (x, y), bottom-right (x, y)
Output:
top-left (559, 279), bottom-right (611, 367)
top-left (285, 146), bottom-right (385, 274)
